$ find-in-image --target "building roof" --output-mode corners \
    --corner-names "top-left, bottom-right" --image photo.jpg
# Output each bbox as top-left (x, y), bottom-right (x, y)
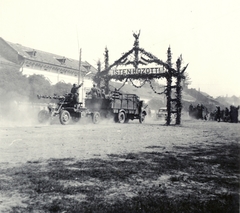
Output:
top-left (1, 38), bottom-right (97, 75)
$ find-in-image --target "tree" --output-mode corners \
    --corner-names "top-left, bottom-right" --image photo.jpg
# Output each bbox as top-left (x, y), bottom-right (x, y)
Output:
top-left (28, 74), bottom-right (53, 101)
top-left (182, 71), bottom-right (191, 88)
top-left (0, 66), bottom-right (30, 101)
top-left (52, 82), bottom-right (72, 96)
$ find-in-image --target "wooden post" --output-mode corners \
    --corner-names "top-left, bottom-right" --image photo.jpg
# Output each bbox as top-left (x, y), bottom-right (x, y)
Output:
top-left (104, 47), bottom-right (109, 93)
top-left (175, 57), bottom-right (182, 125)
top-left (166, 47), bottom-right (172, 125)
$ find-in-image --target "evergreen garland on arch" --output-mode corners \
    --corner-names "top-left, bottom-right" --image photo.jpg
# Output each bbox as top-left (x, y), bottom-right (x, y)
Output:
top-left (148, 79), bottom-right (166, 95)
top-left (129, 79), bottom-right (147, 88)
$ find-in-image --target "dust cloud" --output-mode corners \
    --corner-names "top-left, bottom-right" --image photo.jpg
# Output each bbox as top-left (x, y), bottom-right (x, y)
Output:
top-left (0, 99), bottom-right (189, 127)
top-left (0, 101), bottom-right (46, 127)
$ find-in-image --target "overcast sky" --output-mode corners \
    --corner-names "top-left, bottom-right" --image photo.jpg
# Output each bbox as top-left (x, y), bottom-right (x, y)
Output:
top-left (0, 0), bottom-right (239, 97)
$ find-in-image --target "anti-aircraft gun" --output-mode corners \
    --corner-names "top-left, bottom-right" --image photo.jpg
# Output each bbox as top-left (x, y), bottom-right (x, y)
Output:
top-left (37, 93), bottom-right (87, 125)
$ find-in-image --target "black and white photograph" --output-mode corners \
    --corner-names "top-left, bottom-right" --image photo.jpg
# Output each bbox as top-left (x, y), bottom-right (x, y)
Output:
top-left (0, 0), bottom-right (239, 212)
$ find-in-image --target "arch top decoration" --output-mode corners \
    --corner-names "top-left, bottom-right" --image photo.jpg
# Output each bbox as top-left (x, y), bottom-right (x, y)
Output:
top-left (95, 32), bottom-right (188, 125)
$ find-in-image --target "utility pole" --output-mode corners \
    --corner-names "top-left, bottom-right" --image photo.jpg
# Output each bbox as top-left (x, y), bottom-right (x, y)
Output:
top-left (78, 48), bottom-right (82, 84)
top-left (78, 48), bottom-right (83, 102)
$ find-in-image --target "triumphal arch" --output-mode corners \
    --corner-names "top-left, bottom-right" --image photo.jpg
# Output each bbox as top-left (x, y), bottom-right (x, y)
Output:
top-left (94, 31), bottom-right (188, 125)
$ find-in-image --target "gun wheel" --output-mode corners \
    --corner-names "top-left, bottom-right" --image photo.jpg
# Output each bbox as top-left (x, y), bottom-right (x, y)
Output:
top-left (60, 110), bottom-right (71, 125)
top-left (38, 110), bottom-right (50, 123)
top-left (92, 112), bottom-right (100, 124)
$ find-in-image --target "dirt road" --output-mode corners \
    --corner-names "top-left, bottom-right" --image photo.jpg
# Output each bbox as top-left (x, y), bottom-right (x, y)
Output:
top-left (0, 118), bottom-right (235, 165)
top-left (0, 118), bottom-right (239, 212)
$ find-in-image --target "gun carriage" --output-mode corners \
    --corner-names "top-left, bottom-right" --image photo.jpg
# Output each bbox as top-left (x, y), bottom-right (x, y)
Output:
top-left (37, 93), bottom-right (87, 125)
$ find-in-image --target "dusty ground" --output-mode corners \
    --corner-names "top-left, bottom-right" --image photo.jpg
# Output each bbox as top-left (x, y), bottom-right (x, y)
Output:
top-left (0, 115), bottom-right (239, 212)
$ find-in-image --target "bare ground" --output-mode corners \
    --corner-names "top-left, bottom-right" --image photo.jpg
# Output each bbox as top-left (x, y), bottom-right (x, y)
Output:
top-left (0, 116), bottom-right (239, 212)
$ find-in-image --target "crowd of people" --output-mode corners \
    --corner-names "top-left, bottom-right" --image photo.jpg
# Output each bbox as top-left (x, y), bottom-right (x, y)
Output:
top-left (189, 103), bottom-right (239, 123)
top-left (209, 105), bottom-right (239, 123)
top-left (188, 104), bottom-right (208, 120)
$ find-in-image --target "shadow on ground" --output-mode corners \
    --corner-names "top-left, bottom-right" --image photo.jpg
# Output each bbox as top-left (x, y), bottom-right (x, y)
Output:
top-left (0, 142), bottom-right (239, 213)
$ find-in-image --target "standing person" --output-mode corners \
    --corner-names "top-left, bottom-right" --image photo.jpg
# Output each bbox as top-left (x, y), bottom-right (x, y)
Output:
top-left (189, 104), bottom-right (193, 118)
top-left (224, 107), bottom-right (230, 122)
top-left (216, 106), bottom-right (221, 122)
top-left (197, 104), bottom-right (202, 119)
top-left (71, 83), bottom-right (83, 104)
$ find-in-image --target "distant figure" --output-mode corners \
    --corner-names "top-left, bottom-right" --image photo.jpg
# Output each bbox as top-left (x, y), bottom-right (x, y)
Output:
top-left (216, 106), bottom-right (221, 122)
top-left (230, 105), bottom-right (239, 123)
top-left (197, 104), bottom-right (203, 119)
top-left (89, 84), bottom-right (100, 99)
top-left (101, 87), bottom-right (106, 98)
top-left (71, 83), bottom-right (83, 104)
top-left (189, 104), bottom-right (193, 117)
top-left (224, 107), bottom-right (230, 122)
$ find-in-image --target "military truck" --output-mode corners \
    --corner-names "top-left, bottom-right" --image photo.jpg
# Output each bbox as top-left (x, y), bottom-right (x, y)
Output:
top-left (85, 90), bottom-right (147, 124)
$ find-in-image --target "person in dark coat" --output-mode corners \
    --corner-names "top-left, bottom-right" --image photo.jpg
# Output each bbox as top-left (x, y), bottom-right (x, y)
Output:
top-left (89, 84), bottom-right (100, 99)
top-left (216, 106), bottom-right (221, 122)
top-left (71, 82), bottom-right (83, 104)
top-left (189, 104), bottom-right (193, 117)
top-left (224, 107), bottom-right (230, 122)
top-left (230, 105), bottom-right (239, 123)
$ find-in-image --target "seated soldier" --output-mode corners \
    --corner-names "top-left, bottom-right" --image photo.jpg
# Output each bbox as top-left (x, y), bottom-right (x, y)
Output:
top-left (100, 87), bottom-right (106, 98)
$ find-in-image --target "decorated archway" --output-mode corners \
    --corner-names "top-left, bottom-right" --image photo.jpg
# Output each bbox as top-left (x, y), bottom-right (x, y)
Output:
top-left (94, 32), bottom-right (188, 125)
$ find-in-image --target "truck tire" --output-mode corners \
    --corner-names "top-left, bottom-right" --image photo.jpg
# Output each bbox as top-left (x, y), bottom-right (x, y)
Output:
top-left (60, 110), bottom-right (71, 125)
top-left (118, 111), bottom-right (126, 123)
top-left (139, 111), bottom-right (146, 123)
top-left (92, 112), bottom-right (100, 124)
top-left (38, 110), bottom-right (50, 123)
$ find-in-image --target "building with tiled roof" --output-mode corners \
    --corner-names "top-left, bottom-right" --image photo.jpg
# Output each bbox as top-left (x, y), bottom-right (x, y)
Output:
top-left (0, 37), bottom-right (97, 94)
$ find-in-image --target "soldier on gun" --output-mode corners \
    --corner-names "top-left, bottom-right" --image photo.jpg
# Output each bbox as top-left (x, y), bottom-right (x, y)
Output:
top-left (71, 83), bottom-right (83, 104)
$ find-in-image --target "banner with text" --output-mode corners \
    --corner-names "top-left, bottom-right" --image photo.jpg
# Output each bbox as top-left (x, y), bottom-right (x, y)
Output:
top-left (109, 67), bottom-right (165, 76)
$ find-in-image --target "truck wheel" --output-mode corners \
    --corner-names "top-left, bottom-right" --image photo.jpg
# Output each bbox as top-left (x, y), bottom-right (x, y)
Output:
top-left (139, 112), bottom-right (146, 123)
top-left (118, 111), bottom-right (126, 123)
top-left (92, 112), bottom-right (100, 124)
top-left (60, 110), bottom-right (71, 125)
top-left (38, 110), bottom-right (50, 123)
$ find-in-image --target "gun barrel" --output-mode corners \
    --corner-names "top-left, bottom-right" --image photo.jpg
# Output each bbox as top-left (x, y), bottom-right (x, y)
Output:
top-left (37, 95), bottom-right (65, 100)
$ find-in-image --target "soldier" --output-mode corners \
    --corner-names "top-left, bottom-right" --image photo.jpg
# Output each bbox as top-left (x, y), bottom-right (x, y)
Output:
top-left (89, 84), bottom-right (100, 99)
top-left (71, 83), bottom-right (83, 104)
